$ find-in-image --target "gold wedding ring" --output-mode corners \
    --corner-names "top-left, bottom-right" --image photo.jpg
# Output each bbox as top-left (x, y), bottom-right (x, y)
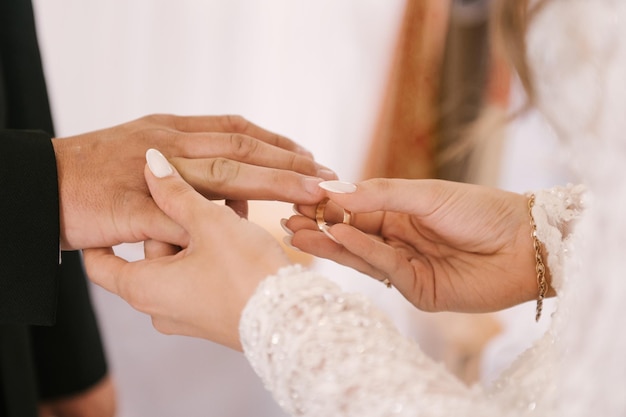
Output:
top-left (315, 198), bottom-right (352, 233)
top-left (315, 198), bottom-right (391, 289)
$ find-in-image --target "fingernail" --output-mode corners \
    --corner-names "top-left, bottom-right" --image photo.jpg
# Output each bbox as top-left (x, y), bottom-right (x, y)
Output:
top-left (317, 168), bottom-right (338, 180)
top-left (146, 148), bottom-right (173, 178)
top-left (319, 180), bottom-right (356, 194)
top-left (280, 218), bottom-right (293, 236)
top-left (292, 205), bottom-right (303, 216)
top-left (282, 235), bottom-right (301, 252)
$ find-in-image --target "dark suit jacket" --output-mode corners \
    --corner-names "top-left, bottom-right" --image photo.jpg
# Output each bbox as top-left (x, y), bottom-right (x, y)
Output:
top-left (0, 1), bottom-right (108, 415)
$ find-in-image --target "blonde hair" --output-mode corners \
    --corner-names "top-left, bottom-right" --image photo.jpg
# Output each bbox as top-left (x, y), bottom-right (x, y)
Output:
top-left (362, 0), bottom-right (546, 181)
top-left (492, 0), bottom-right (551, 103)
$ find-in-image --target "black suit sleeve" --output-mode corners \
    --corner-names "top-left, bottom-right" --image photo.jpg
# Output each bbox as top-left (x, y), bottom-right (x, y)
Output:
top-left (30, 251), bottom-right (108, 400)
top-left (0, 129), bottom-right (60, 325)
top-left (0, 129), bottom-right (108, 400)
top-left (0, 0), bottom-right (109, 404)
top-left (0, 129), bottom-right (108, 397)
top-left (1, 0), bottom-right (61, 326)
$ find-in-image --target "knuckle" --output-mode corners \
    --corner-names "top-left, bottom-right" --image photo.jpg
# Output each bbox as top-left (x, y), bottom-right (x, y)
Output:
top-left (290, 154), bottom-right (317, 175)
top-left (369, 177), bottom-right (390, 192)
top-left (225, 114), bottom-right (250, 133)
top-left (171, 115), bottom-right (192, 132)
top-left (204, 157), bottom-right (240, 186)
top-left (138, 126), bottom-right (178, 150)
top-left (228, 133), bottom-right (258, 159)
top-left (138, 114), bottom-right (156, 124)
top-left (142, 113), bottom-right (168, 125)
top-left (152, 318), bottom-right (176, 336)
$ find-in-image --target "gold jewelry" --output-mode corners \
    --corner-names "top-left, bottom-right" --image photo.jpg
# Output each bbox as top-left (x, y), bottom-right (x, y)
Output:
top-left (528, 194), bottom-right (549, 322)
top-left (315, 198), bottom-right (352, 232)
top-left (315, 198), bottom-right (391, 289)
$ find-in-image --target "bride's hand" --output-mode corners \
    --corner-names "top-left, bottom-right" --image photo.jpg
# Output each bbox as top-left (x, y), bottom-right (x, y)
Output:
top-left (83, 149), bottom-right (291, 350)
top-left (286, 179), bottom-right (541, 313)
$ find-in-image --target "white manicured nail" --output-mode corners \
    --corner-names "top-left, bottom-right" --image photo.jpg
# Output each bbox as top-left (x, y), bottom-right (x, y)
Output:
top-left (280, 218), bottom-right (294, 236)
top-left (146, 148), bottom-right (173, 178)
top-left (282, 236), bottom-right (301, 252)
top-left (319, 180), bottom-right (356, 194)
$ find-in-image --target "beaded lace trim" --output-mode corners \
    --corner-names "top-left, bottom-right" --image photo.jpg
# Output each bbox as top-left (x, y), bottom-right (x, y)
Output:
top-left (528, 184), bottom-right (586, 292)
top-left (241, 266), bottom-right (496, 416)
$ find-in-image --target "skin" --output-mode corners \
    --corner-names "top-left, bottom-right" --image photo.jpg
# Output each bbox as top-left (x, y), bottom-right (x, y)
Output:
top-left (84, 155), bottom-right (547, 354)
top-left (52, 113), bottom-right (335, 251)
top-left (49, 114), bottom-right (333, 413)
top-left (288, 178), bottom-right (551, 313)
top-left (84, 155), bottom-right (290, 350)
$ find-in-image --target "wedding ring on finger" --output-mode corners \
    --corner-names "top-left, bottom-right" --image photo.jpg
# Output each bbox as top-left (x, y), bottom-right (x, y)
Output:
top-left (315, 198), bottom-right (352, 242)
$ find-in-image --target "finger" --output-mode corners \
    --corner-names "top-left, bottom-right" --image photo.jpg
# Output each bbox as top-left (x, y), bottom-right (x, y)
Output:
top-left (284, 214), bottom-right (319, 234)
top-left (173, 157), bottom-right (327, 204)
top-left (162, 114), bottom-right (314, 157)
top-left (170, 133), bottom-right (335, 179)
top-left (144, 239), bottom-right (181, 259)
top-left (319, 178), bottom-right (453, 216)
top-left (290, 227), bottom-right (391, 284)
top-left (285, 208), bottom-right (357, 238)
top-left (84, 247), bottom-right (165, 315)
top-left (293, 201), bottom-right (385, 235)
top-left (83, 247), bottom-right (129, 295)
top-left (145, 149), bottom-right (226, 234)
top-left (125, 198), bottom-right (190, 248)
top-left (327, 224), bottom-right (418, 288)
top-left (225, 199), bottom-right (248, 219)
top-left (284, 214), bottom-right (385, 278)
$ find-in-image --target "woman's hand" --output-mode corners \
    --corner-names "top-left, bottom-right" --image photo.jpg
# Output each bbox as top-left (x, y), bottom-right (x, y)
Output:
top-left (83, 149), bottom-right (291, 350)
top-left (286, 179), bottom-right (540, 313)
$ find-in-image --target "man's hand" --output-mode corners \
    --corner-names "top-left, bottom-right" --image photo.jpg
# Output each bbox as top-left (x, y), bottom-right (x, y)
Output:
top-left (53, 114), bottom-right (334, 250)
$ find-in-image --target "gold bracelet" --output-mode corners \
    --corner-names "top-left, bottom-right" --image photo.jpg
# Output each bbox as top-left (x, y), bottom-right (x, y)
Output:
top-left (528, 194), bottom-right (549, 322)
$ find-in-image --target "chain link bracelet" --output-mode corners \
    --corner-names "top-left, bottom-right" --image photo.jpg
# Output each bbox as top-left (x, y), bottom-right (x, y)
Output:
top-left (528, 194), bottom-right (549, 322)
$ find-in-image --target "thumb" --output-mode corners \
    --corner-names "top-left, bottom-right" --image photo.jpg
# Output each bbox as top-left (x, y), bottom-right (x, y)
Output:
top-left (145, 148), bottom-right (222, 233)
top-left (83, 247), bottom-right (129, 295)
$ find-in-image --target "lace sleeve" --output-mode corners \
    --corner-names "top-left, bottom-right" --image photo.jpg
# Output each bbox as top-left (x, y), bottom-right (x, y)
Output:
top-left (240, 265), bottom-right (504, 417)
top-left (528, 184), bottom-right (586, 292)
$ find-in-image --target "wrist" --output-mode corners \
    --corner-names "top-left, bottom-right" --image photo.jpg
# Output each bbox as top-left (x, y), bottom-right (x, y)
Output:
top-left (51, 137), bottom-right (70, 249)
top-left (52, 136), bottom-right (85, 250)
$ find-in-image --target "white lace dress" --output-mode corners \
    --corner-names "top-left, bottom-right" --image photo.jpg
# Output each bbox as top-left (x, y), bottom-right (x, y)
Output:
top-left (240, 1), bottom-right (626, 415)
